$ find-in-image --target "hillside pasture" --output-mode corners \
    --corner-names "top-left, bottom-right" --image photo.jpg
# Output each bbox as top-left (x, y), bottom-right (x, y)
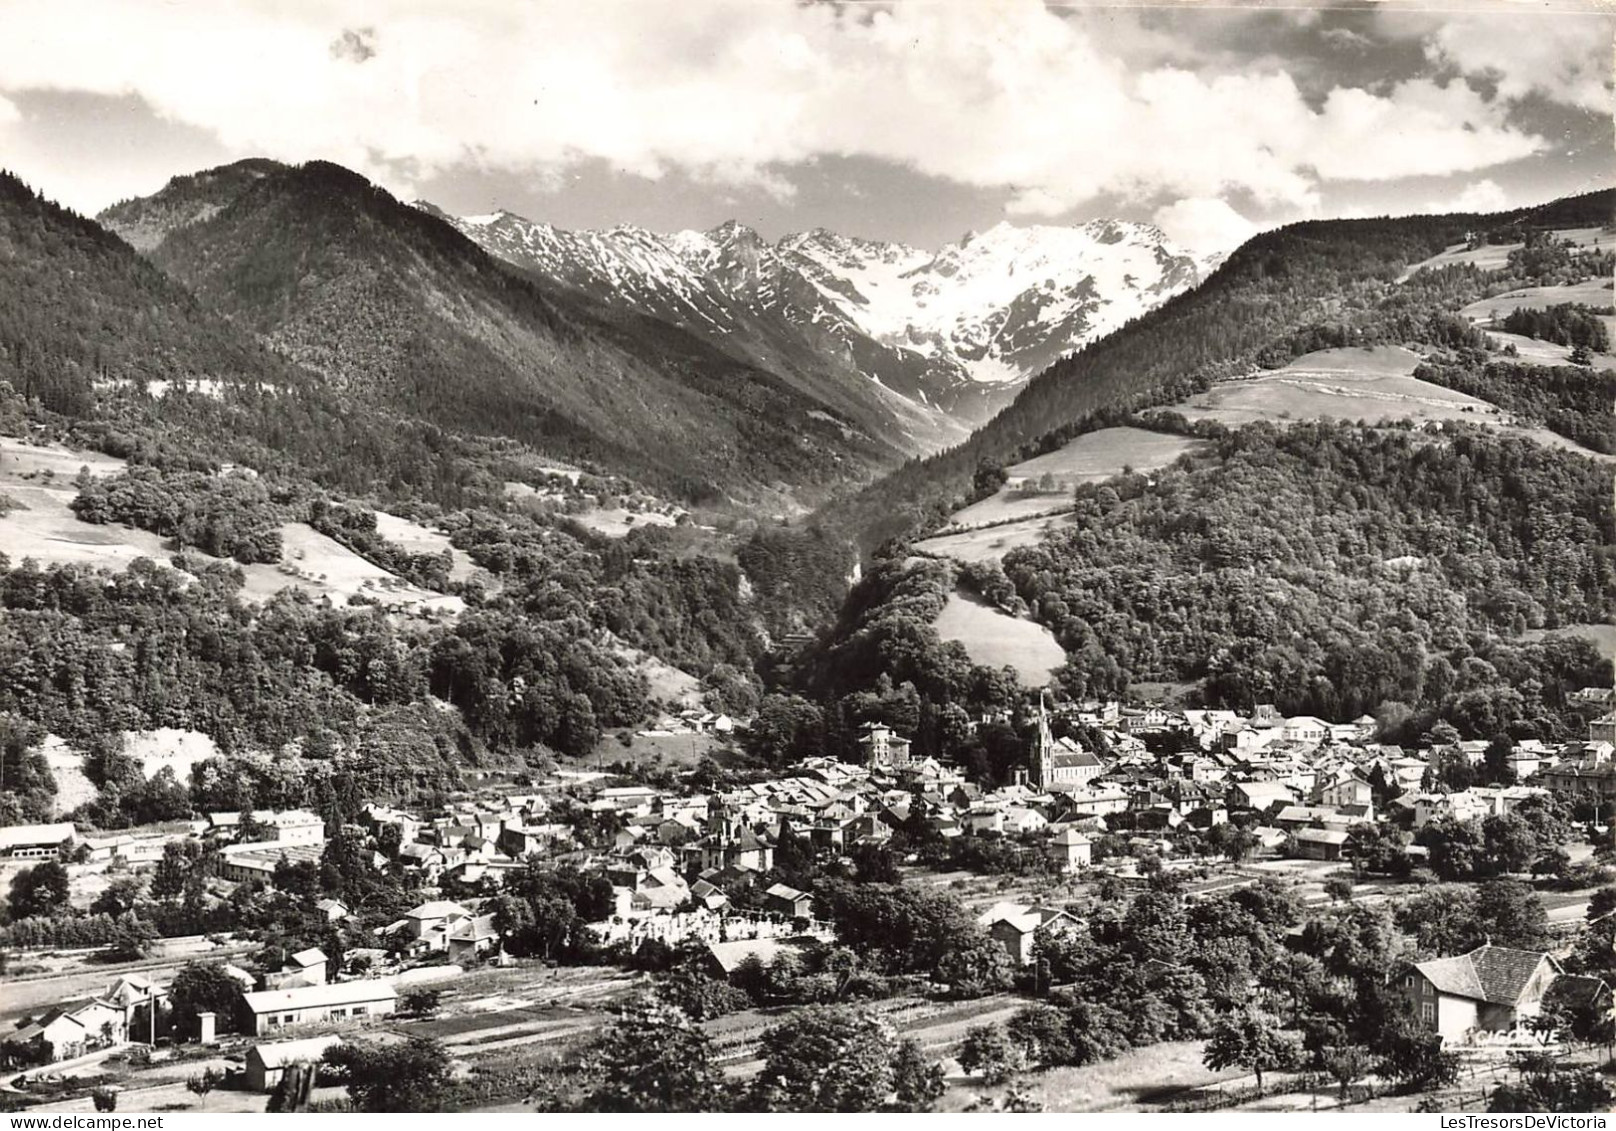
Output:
top-left (945, 491), bottom-right (1073, 529)
top-left (1177, 346), bottom-right (1505, 429)
top-left (933, 590), bottom-right (1065, 684)
top-left (1007, 426), bottom-right (1203, 487)
top-left (0, 437), bottom-right (127, 481)
top-left (236, 523), bottom-right (464, 613)
top-left (1397, 239), bottom-right (1522, 282)
top-left (914, 512), bottom-right (1077, 564)
top-left (374, 510), bottom-right (480, 582)
top-left (0, 436), bottom-right (466, 614)
top-left (1485, 330), bottom-right (1616, 371)
top-left (1459, 280), bottom-right (1615, 325)
top-left (122, 728), bottom-right (220, 784)
top-left (0, 482), bottom-right (180, 571)
top-left (1395, 227), bottom-right (1608, 284)
top-left (38, 735), bottom-right (97, 815)
top-left (941, 427), bottom-right (1202, 532)
top-left (570, 506), bottom-right (680, 538)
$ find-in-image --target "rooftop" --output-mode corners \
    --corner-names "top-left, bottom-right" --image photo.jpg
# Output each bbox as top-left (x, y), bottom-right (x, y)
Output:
top-left (242, 979), bottom-right (397, 1015)
top-left (1414, 944), bottom-right (1556, 1005)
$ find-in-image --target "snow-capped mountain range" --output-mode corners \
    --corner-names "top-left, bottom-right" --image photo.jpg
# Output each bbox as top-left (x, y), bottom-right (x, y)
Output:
top-left (421, 203), bottom-right (1216, 437)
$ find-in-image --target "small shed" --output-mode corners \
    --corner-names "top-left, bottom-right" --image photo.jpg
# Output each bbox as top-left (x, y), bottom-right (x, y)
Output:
top-left (244, 1035), bottom-right (341, 1092)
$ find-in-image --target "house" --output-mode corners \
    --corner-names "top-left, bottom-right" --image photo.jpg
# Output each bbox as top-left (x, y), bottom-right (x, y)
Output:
top-left (1058, 784), bottom-right (1130, 816)
top-left (1293, 827), bottom-right (1350, 861)
top-left (1280, 716), bottom-right (1330, 745)
top-left (976, 901), bottom-right (1083, 967)
top-left (1314, 771), bottom-right (1374, 812)
top-left (264, 948), bottom-right (328, 990)
top-left (403, 900), bottom-right (471, 950)
top-left (1003, 806), bottom-right (1050, 836)
top-left (314, 899), bottom-right (350, 923)
top-left (1229, 781), bottom-right (1299, 813)
top-left (1045, 829), bottom-right (1092, 874)
top-left (857, 722), bottom-right (914, 769)
top-left (218, 842), bottom-right (324, 885)
top-left (244, 1035), bottom-right (341, 1092)
top-left (0, 822), bottom-right (76, 860)
top-left (9, 1009), bottom-right (92, 1063)
top-left (704, 938), bottom-right (810, 980)
top-left (764, 883), bottom-right (813, 919)
top-left (102, 974), bottom-right (166, 1041)
top-left (1403, 945), bottom-right (1561, 1044)
top-left (1275, 805), bottom-right (1341, 830)
top-left (8, 979), bottom-right (162, 1063)
top-left (269, 810), bottom-right (326, 846)
top-left (1592, 713), bottom-right (1616, 747)
top-left (241, 980), bottom-right (397, 1036)
top-left (447, 913), bottom-right (501, 964)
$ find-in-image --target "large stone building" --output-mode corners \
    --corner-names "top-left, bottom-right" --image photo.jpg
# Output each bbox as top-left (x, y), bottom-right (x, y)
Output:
top-left (858, 722), bottom-right (914, 769)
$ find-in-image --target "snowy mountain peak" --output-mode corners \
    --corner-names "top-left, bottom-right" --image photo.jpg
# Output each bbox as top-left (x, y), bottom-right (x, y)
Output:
top-left (426, 200), bottom-right (1210, 439)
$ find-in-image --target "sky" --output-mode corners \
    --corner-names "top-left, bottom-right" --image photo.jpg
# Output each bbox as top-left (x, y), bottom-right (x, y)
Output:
top-left (0, 1), bottom-right (1610, 254)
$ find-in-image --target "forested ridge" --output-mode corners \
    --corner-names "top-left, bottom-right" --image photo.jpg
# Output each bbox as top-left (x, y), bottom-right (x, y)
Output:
top-left (135, 160), bottom-right (898, 503)
top-left (816, 191), bottom-right (1615, 555)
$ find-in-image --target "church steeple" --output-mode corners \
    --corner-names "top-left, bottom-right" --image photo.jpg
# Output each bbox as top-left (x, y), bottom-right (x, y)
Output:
top-left (1034, 690), bottom-right (1055, 790)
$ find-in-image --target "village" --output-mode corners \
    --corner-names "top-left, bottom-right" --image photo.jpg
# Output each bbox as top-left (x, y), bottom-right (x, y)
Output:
top-left (5, 689), bottom-right (1616, 1113)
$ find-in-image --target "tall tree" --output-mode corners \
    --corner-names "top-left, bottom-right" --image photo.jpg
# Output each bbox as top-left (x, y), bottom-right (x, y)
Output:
top-left (584, 997), bottom-right (727, 1113)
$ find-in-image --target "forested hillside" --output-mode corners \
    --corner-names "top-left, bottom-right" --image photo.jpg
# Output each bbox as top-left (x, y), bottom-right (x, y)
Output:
top-left (114, 160), bottom-right (898, 504)
top-left (0, 170), bottom-right (304, 418)
top-left (819, 192), bottom-right (1615, 555)
top-left (778, 419), bottom-right (1613, 771)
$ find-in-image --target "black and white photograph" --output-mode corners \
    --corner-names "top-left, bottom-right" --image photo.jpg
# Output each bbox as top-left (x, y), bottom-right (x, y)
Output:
top-left (0, 0), bottom-right (1612, 1117)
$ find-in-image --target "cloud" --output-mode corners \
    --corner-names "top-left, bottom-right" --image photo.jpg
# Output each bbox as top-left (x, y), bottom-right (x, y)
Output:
top-left (1319, 26), bottom-right (1373, 51)
top-left (1153, 197), bottom-right (1260, 255)
top-left (1447, 179), bottom-right (1510, 213)
top-left (0, 0), bottom-right (1576, 215)
top-left (330, 27), bottom-right (376, 64)
top-left (1422, 14), bottom-right (1612, 114)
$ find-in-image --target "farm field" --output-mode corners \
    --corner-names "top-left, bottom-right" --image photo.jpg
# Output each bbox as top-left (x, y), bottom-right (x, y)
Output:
top-left (945, 490), bottom-right (1072, 529)
top-left (1485, 329), bottom-right (1585, 366)
top-left (933, 591), bottom-right (1065, 684)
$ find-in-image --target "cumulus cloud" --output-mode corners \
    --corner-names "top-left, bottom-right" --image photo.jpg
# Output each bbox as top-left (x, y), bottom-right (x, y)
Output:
top-left (1419, 13), bottom-right (1613, 114)
top-left (0, 0), bottom-right (1574, 215)
top-left (1448, 179), bottom-right (1511, 213)
top-left (1153, 197), bottom-right (1260, 255)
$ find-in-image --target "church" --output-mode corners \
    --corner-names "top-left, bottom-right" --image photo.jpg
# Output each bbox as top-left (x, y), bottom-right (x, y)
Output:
top-left (1031, 696), bottom-right (1105, 789)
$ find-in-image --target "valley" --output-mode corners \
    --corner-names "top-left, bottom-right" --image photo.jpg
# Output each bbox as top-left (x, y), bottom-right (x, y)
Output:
top-left (0, 150), bottom-right (1612, 1121)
